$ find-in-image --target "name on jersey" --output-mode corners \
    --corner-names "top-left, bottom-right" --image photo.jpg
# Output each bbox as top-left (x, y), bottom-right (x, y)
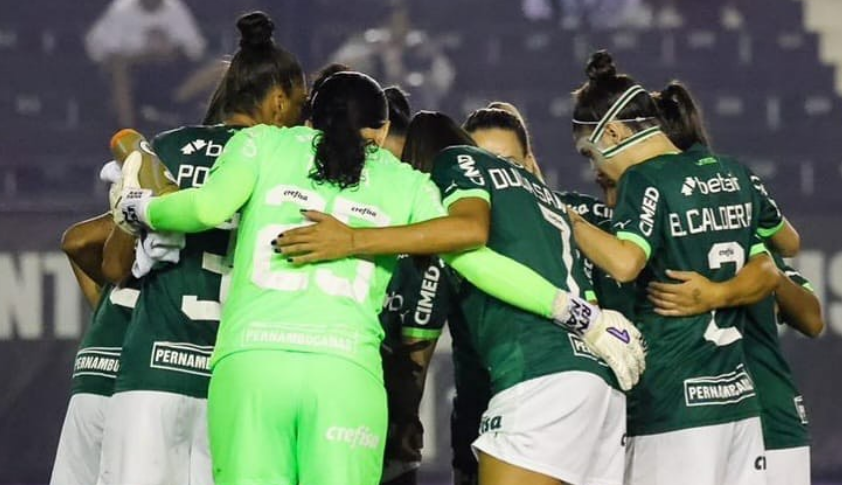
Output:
top-left (176, 165), bottom-right (210, 188)
top-left (150, 342), bottom-right (212, 377)
top-left (415, 264), bottom-right (441, 326)
top-left (681, 173), bottom-right (741, 197)
top-left (668, 203), bottom-right (753, 238)
top-left (488, 166), bottom-right (565, 211)
top-left (570, 201), bottom-right (612, 221)
top-left (73, 347), bottom-right (121, 378)
top-left (684, 366), bottom-right (756, 407)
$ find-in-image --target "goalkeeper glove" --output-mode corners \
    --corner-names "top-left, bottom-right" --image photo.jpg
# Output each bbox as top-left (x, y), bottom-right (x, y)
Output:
top-left (552, 291), bottom-right (646, 391)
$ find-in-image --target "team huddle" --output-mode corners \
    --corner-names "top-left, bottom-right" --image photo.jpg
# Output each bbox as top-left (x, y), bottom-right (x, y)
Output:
top-left (51, 10), bottom-right (824, 485)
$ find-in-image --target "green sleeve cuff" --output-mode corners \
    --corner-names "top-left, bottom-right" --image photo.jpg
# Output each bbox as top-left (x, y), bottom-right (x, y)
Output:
top-left (442, 188), bottom-right (490, 209)
top-left (617, 231), bottom-right (652, 260)
top-left (802, 282), bottom-right (815, 293)
top-left (401, 327), bottom-right (442, 340)
top-left (749, 242), bottom-right (769, 257)
top-left (585, 290), bottom-right (597, 303)
top-left (757, 219), bottom-right (785, 238)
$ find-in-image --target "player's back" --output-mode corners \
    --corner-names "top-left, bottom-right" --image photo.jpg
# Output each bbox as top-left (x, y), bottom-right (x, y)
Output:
top-left (615, 150), bottom-right (770, 435)
top-left (215, 125), bottom-right (444, 376)
top-left (432, 146), bottom-right (614, 394)
top-left (115, 124), bottom-right (240, 397)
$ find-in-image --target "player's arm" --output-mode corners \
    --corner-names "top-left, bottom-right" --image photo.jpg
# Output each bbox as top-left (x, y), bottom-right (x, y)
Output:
top-left (775, 261), bottom-right (824, 338)
top-left (567, 210), bottom-right (647, 283)
top-left (750, 170), bottom-right (800, 257)
top-left (61, 213), bottom-right (113, 306)
top-left (101, 224), bottom-right (137, 285)
top-left (139, 128), bottom-right (260, 233)
top-left (765, 218), bottom-right (800, 258)
top-left (647, 252), bottom-right (780, 317)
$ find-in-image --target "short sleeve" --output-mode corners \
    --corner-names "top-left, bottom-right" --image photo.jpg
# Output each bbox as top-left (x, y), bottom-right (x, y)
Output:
top-left (431, 148), bottom-right (491, 209)
top-left (773, 252), bottom-right (814, 292)
top-left (749, 233), bottom-right (769, 258)
top-left (611, 169), bottom-right (665, 261)
top-left (746, 168), bottom-right (784, 238)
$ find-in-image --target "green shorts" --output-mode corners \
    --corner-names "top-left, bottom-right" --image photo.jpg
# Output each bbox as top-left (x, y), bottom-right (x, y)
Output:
top-left (208, 350), bottom-right (387, 485)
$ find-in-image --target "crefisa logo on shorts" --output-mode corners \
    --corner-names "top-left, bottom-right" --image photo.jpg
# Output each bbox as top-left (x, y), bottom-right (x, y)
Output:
top-left (325, 426), bottom-right (380, 449)
top-left (479, 415), bottom-right (502, 434)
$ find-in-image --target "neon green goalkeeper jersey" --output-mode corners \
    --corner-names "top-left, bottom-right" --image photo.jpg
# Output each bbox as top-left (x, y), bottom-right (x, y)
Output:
top-left (147, 125), bottom-right (446, 378)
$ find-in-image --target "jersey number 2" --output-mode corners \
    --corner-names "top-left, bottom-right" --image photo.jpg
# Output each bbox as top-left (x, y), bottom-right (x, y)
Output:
top-left (704, 242), bottom-right (745, 346)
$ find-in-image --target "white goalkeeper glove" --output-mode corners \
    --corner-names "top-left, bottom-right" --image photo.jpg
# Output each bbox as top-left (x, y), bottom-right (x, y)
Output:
top-left (552, 291), bottom-right (646, 391)
top-left (114, 151), bottom-right (153, 235)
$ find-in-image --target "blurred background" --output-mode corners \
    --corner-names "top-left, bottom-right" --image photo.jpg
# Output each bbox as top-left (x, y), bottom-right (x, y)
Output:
top-left (0, 0), bottom-right (841, 483)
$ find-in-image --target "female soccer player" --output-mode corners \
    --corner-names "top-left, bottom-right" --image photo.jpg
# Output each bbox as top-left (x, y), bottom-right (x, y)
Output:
top-left (644, 81), bottom-right (822, 485)
top-left (97, 12), bottom-right (307, 485)
top-left (566, 50), bottom-right (786, 485)
top-left (273, 111), bottom-right (644, 485)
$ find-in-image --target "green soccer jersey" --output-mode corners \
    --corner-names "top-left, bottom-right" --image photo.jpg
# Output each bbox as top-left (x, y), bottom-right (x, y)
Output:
top-left (115, 124), bottom-right (239, 398)
top-left (431, 146), bottom-right (615, 394)
top-left (745, 253), bottom-right (811, 450)
top-left (380, 255), bottom-right (457, 345)
top-left (72, 284), bottom-right (138, 397)
top-left (613, 149), bottom-right (784, 436)
top-left (209, 125), bottom-right (446, 380)
top-left (557, 191), bottom-right (637, 318)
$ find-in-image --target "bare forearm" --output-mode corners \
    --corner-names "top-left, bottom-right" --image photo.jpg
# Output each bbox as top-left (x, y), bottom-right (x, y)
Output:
top-left (714, 254), bottom-right (779, 308)
top-left (61, 213), bottom-right (112, 286)
top-left (768, 218), bottom-right (800, 257)
top-left (776, 273), bottom-right (824, 338)
top-left (102, 227), bottom-right (136, 285)
top-left (352, 215), bottom-right (487, 257)
top-left (70, 261), bottom-right (102, 308)
top-left (572, 218), bottom-right (643, 283)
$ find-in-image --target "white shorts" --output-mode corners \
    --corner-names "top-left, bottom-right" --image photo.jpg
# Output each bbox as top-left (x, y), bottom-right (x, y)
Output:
top-left (767, 446), bottom-right (810, 485)
top-left (472, 371), bottom-right (626, 485)
top-left (97, 390), bottom-right (212, 485)
top-left (625, 417), bottom-right (766, 485)
top-left (50, 393), bottom-right (109, 485)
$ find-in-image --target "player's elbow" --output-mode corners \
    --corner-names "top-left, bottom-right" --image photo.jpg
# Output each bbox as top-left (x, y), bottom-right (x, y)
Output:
top-left (61, 224), bottom-right (92, 260)
top-left (612, 265), bottom-right (639, 284)
top-left (611, 247), bottom-right (646, 283)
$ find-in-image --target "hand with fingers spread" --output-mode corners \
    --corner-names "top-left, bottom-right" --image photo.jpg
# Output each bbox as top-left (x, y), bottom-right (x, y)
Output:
top-left (273, 210), bottom-right (355, 264)
top-left (647, 269), bottom-right (722, 317)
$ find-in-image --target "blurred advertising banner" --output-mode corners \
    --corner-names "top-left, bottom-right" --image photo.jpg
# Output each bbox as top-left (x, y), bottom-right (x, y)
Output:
top-left (0, 212), bottom-right (840, 482)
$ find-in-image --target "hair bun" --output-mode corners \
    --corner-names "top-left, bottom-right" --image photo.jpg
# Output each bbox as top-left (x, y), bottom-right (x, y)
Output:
top-left (586, 50), bottom-right (618, 84)
top-left (237, 11), bottom-right (275, 50)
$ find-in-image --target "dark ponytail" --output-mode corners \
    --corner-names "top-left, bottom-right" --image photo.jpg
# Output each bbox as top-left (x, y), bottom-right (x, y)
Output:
top-left (207, 11), bottom-right (304, 122)
top-left (652, 81), bottom-right (710, 151)
top-left (310, 72), bottom-right (388, 189)
top-left (572, 50), bottom-right (659, 136)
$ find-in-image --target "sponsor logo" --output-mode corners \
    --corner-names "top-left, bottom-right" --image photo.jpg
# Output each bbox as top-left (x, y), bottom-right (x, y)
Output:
top-left (73, 347), bottom-right (121, 378)
top-left (243, 323), bottom-right (357, 353)
top-left (639, 187), bottom-right (659, 236)
top-left (794, 395), bottom-right (809, 424)
top-left (180, 139), bottom-right (224, 157)
top-left (754, 455), bottom-right (767, 471)
top-left (607, 327), bottom-right (631, 343)
top-left (150, 342), bottom-right (212, 377)
top-left (414, 265), bottom-right (441, 326)
top-left (696, 156), bottom-right (718, 166)
top-left (457, 154), bottom-right (484, 185)
top-left (683, 366), bottom-right (756, 407)
top-left (680, 174), bottom-right (741, 197)
top-left (383, 292), bottom-right (404, 312)
top-left (479, 415), bottom-right (502, 433)
top-left (325, 426), bottom-right (380, 449)
top-left (350, 205), bottom-right (379, 219)
top-left (613, 219), bottom-right (632, 230)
